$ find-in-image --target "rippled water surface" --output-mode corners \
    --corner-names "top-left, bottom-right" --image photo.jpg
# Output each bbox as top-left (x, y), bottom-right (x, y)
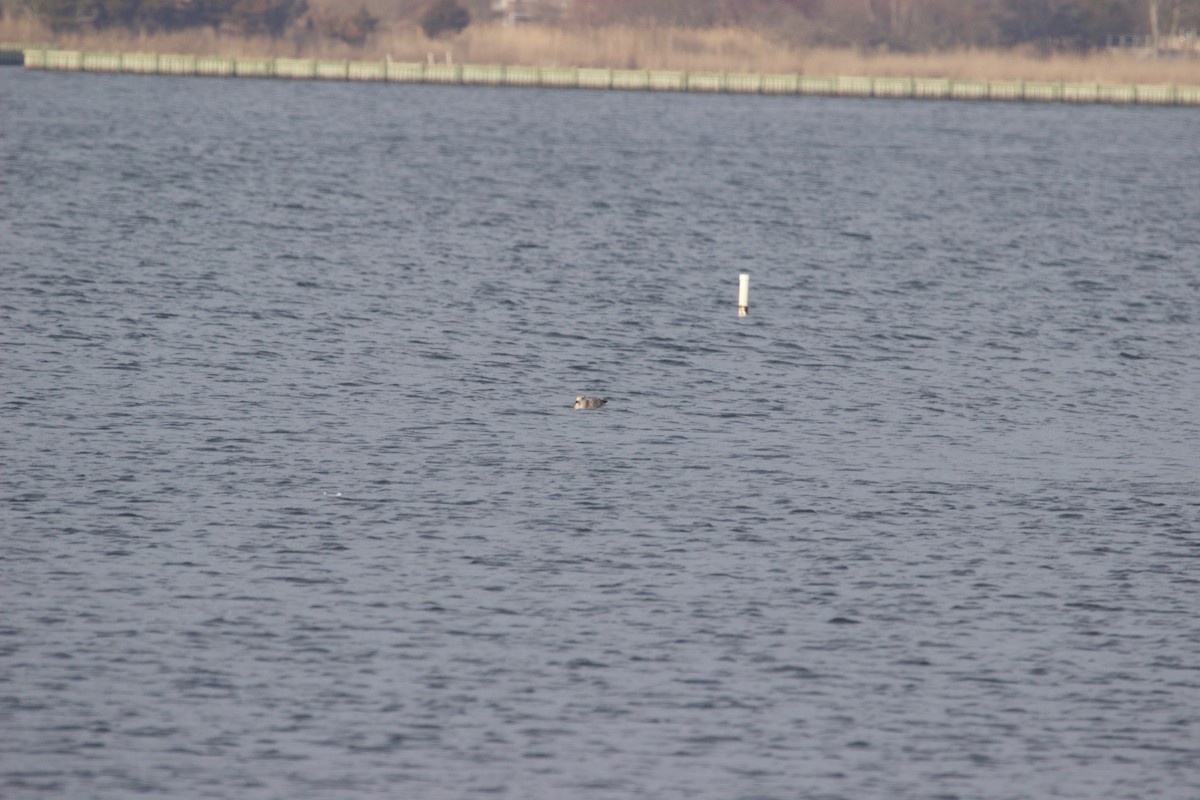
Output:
top-left (3, 70), bottom-right (1200, 799)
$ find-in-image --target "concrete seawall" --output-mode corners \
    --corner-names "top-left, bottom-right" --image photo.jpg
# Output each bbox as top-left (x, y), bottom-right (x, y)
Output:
top-left (19, 48), bottom-right (1200, 106)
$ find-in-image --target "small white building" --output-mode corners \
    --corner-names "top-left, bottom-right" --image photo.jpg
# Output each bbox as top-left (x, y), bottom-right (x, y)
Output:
top-left (1107, 30), bottom-right (1199, 57)
top-left (491, 0), bottom-right (573, 26)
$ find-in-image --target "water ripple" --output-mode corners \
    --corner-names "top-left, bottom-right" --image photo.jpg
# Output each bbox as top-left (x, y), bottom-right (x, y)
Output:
top-left (1, 72), bottom-right (1198, 800)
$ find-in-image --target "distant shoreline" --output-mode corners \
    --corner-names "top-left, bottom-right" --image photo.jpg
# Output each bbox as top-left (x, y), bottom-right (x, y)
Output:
top-left (3, 19), bottom-right (1200, 87)
top-left (15, 47), bottom-right (1200, 107)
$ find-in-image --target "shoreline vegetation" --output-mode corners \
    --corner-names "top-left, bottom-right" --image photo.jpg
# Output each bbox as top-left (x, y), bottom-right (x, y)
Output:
top-left (4, 0), bottom-right (1200, 86)
top-left (3, 20), bottom-right (1200, 87)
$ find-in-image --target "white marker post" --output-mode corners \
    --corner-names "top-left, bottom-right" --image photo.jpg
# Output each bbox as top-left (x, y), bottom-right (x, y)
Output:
top-left (738, 272), bottom-right (750, 318)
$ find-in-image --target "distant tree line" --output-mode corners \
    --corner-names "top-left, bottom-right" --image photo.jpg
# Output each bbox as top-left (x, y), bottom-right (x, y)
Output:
top-left (13, 0), bottom-right (1200, 48)
top-left (18, 0), bottom-right (390, 40)
top-left (572, 0), bottom-right (1200, 50)
top-left (23, 0), bottom-right (307, 35)
top-left (13, 0), bottom-right (468, 38)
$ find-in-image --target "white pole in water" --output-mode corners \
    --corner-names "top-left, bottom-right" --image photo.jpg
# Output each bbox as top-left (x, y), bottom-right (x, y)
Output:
top-left (738, 272), bottom-right (750, 318)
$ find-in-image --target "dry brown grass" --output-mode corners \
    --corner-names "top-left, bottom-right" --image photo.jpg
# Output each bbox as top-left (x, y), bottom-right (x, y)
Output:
top-left (4, 17), bottom-right (1199, 85)
top-left (1, 19), bottom-right (373, 59)
top-left (803, 46), bottom-right (1200, 85)
top-left (448, 25), bottom-right (801, 73)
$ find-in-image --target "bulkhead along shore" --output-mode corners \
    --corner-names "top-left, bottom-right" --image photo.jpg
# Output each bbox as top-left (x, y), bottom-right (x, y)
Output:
top-left (15, 45), bottom-right (1200, 107)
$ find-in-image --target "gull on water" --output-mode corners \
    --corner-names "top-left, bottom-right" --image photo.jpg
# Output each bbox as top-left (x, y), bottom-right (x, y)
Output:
top-left (574, 395), bottom-right (607, 410)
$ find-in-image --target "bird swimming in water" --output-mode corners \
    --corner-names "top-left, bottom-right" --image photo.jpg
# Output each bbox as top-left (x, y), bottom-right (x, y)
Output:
top-left (574, 395), bottom-right (607, 410)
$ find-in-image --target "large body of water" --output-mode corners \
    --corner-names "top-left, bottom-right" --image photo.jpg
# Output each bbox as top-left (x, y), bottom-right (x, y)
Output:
top-left (2, 70), bottom-right (1199, 799)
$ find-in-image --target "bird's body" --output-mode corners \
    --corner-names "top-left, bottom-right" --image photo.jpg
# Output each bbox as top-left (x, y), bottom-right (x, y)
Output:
top-left (574, 395), bottom-right (607, 410)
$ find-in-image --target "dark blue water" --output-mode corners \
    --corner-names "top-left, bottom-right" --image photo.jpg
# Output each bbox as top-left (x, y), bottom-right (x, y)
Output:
top-left (2, 69), bottom-right (1199, 800)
